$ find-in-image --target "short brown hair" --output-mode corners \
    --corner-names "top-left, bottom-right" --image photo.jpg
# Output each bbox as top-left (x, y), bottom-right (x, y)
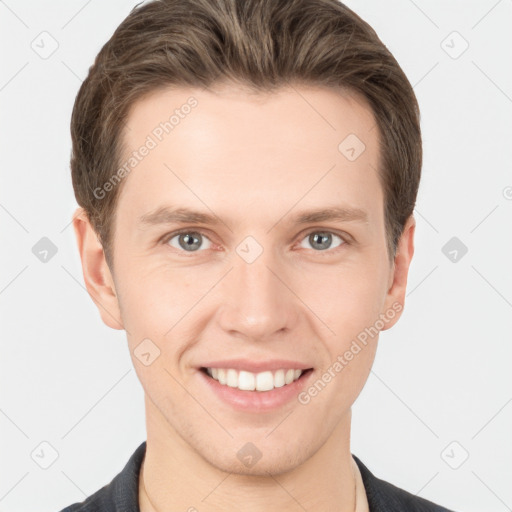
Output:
top-left (70, 0), bottom-right (421, 268)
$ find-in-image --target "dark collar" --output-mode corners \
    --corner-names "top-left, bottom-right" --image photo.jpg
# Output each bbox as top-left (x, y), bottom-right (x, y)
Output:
top-left (352, 454), bottom-right (455, 512)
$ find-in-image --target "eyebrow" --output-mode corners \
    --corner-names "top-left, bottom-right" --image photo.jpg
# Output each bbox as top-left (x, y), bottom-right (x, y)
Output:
top-left (138, 205), bottom-right (368, 228)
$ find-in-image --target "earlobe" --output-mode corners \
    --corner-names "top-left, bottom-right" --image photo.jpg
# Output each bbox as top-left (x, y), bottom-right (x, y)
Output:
top-left (72, 207), bottom-right (124, 330)
top-left (381, 215), bottom-right (416, 330)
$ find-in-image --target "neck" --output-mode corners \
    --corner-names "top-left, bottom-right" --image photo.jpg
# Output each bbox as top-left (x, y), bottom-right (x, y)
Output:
top-left (139, 398), bottom-right (356, 512)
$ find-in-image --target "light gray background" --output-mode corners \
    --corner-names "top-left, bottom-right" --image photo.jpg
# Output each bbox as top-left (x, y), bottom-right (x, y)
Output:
top-left (1, 1), bottom-right (511, 511)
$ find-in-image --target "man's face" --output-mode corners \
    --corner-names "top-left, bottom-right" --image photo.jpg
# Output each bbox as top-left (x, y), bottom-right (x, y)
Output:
top-left (76, 84), bottom-right (414, 475)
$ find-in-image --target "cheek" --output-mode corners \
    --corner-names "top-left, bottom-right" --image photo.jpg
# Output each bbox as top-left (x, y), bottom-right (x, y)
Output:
top-left (296, 259), bottom-right (390, 338)
top-left (328, 340), bottom-right (378, 410)
top-left (116, 259), bottom-right (198, 331)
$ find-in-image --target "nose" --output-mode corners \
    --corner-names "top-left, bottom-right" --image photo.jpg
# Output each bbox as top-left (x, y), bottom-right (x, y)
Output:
top-left (215, 250), bottom-right (300, 341)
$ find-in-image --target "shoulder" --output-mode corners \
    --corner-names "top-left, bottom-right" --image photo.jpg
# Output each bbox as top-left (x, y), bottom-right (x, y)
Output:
top-left (57, 483), bottom-right (113, 512)
top-left (352, 454), bottom-right (457, 512)
top-left (56, 441), bottom-right (147, 512)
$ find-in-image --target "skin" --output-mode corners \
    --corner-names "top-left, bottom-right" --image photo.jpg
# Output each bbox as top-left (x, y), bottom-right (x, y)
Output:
top-left (73, 83), bottom-right (415, 512)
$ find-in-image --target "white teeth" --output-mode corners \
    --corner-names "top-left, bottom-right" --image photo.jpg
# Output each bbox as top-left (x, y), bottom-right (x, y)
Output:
top-left (256, 371), bottom-right (274, 391)
top-left (204, 367), bottom-right (306, 392)
top-left (226, 369), bottom-right (238, 388)
top-left (238, 370), bottom-right (255, 391)
top-left (274, 369), bottom-right (285, 388)
top-left (285, 369), bottom-right (295, 385)
top-left (217, 368), bottom-right (227, 385)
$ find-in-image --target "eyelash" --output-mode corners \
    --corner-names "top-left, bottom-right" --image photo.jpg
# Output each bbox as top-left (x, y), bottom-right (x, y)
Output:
top-left (160, 228), bottom-right (351, 256)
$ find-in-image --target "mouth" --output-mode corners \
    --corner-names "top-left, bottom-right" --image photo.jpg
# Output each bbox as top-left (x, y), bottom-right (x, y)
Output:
top-left (199, 366), bottom-right (314, 393)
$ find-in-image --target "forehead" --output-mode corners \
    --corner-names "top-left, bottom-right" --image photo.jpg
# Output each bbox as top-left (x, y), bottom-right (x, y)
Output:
top-left (123, 83), bottom-right (377, 155)
top-left (116, 83), bottom-right (382, 227)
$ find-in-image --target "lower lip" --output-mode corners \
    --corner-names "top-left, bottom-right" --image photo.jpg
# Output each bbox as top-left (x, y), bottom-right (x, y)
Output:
top-left (197, 368), bottom-right (314, 412)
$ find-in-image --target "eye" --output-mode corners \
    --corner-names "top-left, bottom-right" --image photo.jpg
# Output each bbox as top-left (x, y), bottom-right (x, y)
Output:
top-left (165, 230), bottom-right (212, 252)
top-left (299, 231), bottom-right (345, 252)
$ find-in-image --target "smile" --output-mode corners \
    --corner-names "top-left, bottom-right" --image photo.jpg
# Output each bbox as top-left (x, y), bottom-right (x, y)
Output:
top-left (201, 367), bottom-right (308, 392)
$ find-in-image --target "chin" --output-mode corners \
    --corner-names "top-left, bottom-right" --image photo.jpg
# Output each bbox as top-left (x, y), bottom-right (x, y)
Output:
top-left (198, 435), bottom-right (314, 477)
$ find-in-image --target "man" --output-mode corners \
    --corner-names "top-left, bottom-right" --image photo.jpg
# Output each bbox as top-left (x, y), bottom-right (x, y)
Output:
top-left (61, 0), bottom-right (455, 510)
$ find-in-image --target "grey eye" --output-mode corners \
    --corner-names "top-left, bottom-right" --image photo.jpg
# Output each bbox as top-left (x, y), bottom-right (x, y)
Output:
top-left (168, 232), bottom-right (212, 252)
top-left (300, 231), bottom-right (344, 251)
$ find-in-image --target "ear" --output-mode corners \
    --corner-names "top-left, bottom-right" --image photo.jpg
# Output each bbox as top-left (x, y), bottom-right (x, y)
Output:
top-left (72, 207), bottom-right (124, 330)
top-left (380, 214), bottom-right (416, 330)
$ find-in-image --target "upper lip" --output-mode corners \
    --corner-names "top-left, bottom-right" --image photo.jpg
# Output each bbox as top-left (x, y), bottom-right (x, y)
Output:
top-left (199, 359), bottom-right (313, 373)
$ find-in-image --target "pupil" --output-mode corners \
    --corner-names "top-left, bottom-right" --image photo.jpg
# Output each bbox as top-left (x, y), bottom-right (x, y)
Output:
top-left (311, 232), bottom-right (331, 250)
top-left (180, 233), bottom-right (201, 251)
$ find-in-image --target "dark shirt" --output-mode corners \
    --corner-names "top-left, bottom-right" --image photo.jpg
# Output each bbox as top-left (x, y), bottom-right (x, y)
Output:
top-left (58, 441), bottom-right (455, 512)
